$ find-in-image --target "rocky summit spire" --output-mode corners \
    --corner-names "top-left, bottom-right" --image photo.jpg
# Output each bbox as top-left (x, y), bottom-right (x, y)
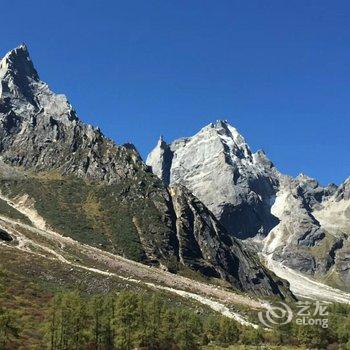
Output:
top-left (146, 134), bottom-right (173, 186)
top-left (147, 120), bottom-right (279, 238)
top-left (0, 44), bottom-right (76, 118)
top-left (0, 44), bottom-right (39, 81)
top-left (0, 44), bottom-right (41, 105)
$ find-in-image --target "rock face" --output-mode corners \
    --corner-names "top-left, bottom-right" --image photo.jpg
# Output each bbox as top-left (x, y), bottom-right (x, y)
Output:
top-left (264, 175), bottom-right (350, 289)
top-left (147, 121), bottom-right (279, 239)
top-left (0, 45), bottom-right (292, 298)
top-left (148, 122), bottom-right (350, 290)
top-left (312, 178), bottom-right (350, 287)
top-left (0, 44), bottom-right (146, 184)
top-left (169, 185), bottom-right (287, 296)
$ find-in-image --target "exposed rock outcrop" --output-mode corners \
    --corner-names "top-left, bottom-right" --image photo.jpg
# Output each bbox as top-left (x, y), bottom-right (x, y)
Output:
top-left (147, 121), bottom-right (279, 239)
top-left (0, 228), bottom-right (12, 241)
top-left (0, 45), bottom-right (147, 184)
top-left (169, 185), bottom-right (289, 297)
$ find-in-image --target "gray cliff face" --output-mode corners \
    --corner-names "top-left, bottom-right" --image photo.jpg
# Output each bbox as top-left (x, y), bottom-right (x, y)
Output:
top-left (147, 121), bottom-right (279, 239)
top-left (0, 45), bottom-right (292, 298)
top-left (311, 177), bottom-right (350, 287)
top-left (148, 122), bottom-right (350, 289)
top-left (0, 45), bottom-right (146, 184)
top-left (168, 185), bottom-right (290, 297)
top-left (334, 178), bottom-right (350, 201)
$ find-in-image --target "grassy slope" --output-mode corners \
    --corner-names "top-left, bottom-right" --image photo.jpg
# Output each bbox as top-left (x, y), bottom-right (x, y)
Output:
top-left (0, 198), bottom-right (31, 224)
top-left (0, 173), bottom-right (232, 287)
top-left (0, 245), bottom-right (218, 349)
top-left (0, 187), bottom-right (346, 349)
top-left (0, 173), bottom-right (169, 262)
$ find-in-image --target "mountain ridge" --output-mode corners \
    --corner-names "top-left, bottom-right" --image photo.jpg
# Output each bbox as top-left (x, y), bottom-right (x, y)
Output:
top-left (0, 44), bottom-right (292, 299)
top-left (147, 120), bottom-right (350, 291)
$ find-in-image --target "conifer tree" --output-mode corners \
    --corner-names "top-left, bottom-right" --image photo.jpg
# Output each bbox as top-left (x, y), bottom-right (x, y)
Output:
top-left (113, 292), bottom-right (139, 350)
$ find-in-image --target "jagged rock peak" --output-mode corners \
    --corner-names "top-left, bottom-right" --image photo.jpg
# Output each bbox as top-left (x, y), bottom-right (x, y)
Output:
top-left (194, 120), bottom-right (252, 159)
top-left (155, 135), bottom-right (169, 149)
top-left (147, 120), bottom-right (279, 238)
top-left (146, 134), bottom-right (173, 186)
top-left (296, 173), bottom-right (320, 188)
top-left (0, 44), bottom-right (39, 81)
top-left (334, 177), bottom-right (350, 201)
top-left (0, 44), bottom-right (147, 183)
top-left (148, 120), bottom-right (350, 290)
top-left (0, 44), bottom-right (78, 122)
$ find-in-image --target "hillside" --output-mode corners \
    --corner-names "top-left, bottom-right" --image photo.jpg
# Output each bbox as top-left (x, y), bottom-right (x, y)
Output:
top-left (0, 44), bottom-right (294, 299)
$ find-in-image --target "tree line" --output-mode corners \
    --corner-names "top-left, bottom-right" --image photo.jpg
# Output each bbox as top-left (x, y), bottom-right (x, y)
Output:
top-left (44, 290), bottom-right (240, 350)
top-left (42, 291), bottom-right (350, 350)
top-left (1, 265), bottom-right (350, 349)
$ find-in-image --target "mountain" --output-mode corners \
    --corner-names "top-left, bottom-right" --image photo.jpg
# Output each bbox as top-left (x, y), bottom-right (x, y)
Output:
top-left (147, 121), bottom-right (279, 240)
top-left (147, 120), bottom-right (350, 291)
top-left (0, 44), bottom-right (292, 298)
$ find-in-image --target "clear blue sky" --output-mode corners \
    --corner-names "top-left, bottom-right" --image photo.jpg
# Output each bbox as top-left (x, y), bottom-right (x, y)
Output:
top-left (1, 1), bottom-right (349, 185)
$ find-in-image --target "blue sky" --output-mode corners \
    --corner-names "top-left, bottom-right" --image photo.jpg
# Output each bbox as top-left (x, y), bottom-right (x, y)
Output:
top-left (1, 0), bottom-right (349, 184)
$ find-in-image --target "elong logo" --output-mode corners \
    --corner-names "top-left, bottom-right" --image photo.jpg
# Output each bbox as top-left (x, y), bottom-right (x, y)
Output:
top-left (258, 302), bottom-right (293, 328)
top-left (258, 301), bottom-right (330, 329)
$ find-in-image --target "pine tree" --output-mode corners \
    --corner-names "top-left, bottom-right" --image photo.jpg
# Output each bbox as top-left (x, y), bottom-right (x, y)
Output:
top-left (146, 293), bottom-right (163, 349)
top-left (134, 294), bottom-right (150, 348)
top-left (292, 322), bottom-right (332, 349)
top-left (102, 294), bottom-right (116, 350)
top-left (46, 293), bottom-right (61, 350)
top-left (113, 292), bottom-right (139, 350)
top-left (91, 295), bottom-right (103, 349)
top-left (239, 327), bottom-right (263, 345)
top-left (160, 308), bottom-right (176, 347)
top-left (46, 291), bottom-right (87, 350)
